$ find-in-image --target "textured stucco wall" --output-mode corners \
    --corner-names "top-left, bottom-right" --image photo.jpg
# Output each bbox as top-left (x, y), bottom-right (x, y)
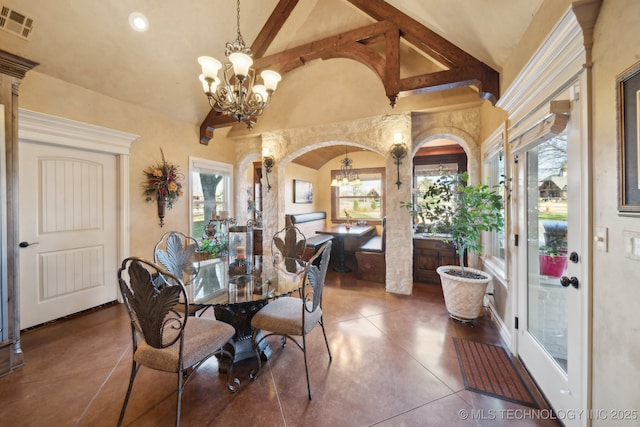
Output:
top-left (590, 0), bottom-right (640, 419)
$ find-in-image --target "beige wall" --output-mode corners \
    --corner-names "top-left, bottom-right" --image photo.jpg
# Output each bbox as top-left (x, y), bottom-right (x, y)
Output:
top-left (12, 0), bottom-right (640, 414)
top-left (500, 0), bottom-right (572, 91)
top-left (590, 0), bottom-right (640, 417)
top-left (18, 71), bottom-right (236, 257)
top-left (284, 162), bottom-right (320, 214)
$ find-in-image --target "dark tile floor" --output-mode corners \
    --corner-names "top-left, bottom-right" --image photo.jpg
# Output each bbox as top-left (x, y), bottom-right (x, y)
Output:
top-left (0, 270), bottom-right (561, 427)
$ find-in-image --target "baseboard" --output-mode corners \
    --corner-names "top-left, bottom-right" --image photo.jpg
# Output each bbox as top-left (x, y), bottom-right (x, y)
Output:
top-left (486, 299), bottom-right (513, 353)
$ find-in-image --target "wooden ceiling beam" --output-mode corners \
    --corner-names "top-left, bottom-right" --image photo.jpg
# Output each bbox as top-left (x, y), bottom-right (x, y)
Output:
top-left (346, 0), bottom-right (466, 66)
top-left (346, 0), bottom-right (499, 99)
top-left (199, 0), bottom-right (500, 142)
top-left (251, 0), bottom-right (299, 58)
top-left (252, 20), bottom-right (396, 72)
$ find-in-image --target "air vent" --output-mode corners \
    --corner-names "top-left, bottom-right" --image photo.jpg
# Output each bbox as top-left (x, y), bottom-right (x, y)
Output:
top-left (0, 6), bottom-right (34, 40)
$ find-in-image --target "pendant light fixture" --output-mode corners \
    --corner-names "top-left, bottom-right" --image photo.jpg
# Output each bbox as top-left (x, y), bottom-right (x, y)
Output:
top-left (331, 145), bottom-right (360, 187)
top-left (197, 0), bottom-right (281, 130)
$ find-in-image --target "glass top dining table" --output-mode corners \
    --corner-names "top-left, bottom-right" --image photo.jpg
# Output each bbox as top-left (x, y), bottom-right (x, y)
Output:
top-left (183, 255), bottom-right (307, 308)
top-left (180, 254), bottom-right (308, 372)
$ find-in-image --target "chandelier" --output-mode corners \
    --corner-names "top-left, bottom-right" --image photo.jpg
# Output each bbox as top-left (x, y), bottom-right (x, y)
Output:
top-left (331, 145), bottom-right (360, 187)
top-left (197, 0), bottom-right (281, 130)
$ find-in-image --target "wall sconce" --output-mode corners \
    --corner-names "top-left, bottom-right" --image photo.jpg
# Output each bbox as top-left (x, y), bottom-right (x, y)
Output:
top-left (262, 148), bottom-right (275, 192)
top-left (390, 133), bottom-right (408, 189)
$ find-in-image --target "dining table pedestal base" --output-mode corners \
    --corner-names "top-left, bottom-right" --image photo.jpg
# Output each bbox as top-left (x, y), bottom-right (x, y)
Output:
top-left (214, 300), bottom-right (272, 373)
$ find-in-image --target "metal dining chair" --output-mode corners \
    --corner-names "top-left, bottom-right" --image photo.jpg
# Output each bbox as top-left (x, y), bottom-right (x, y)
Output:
top-left (250, 240), bottom-right (332, 399)
top-left (271, 225), bottom-right (307, 273)
top-left (117, 257), bottom-right (239, 427)
top-left (154, 231), bottom-right (200, 285)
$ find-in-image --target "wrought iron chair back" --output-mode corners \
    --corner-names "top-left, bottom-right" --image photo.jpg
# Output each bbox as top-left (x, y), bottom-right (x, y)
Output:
top-left (250, 240), bottom-right (332, 400)
top-left (271, 225), bottom-right (307, 272)
top-left (117, 257), bottom-right (238, 426)
top-left (154, 231), bottom-right (200, 286)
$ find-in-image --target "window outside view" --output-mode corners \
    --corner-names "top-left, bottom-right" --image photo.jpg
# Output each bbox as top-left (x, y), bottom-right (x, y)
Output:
top-left (192, 171), bottom-right (229, 239)
top-left (335, 170), bottom-right (383, 220)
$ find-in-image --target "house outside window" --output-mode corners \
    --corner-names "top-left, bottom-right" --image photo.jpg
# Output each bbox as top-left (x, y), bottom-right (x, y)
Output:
top-left (331, 167), bottom-right (384, 222)
top-left (190, 157), bottom-right (233, 239)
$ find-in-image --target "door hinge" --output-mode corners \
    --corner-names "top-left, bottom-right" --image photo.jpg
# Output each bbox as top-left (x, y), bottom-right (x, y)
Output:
top-left (514, 234), bottom-right (519, 247)
top-left (515, 316), bottom-right (519, 330)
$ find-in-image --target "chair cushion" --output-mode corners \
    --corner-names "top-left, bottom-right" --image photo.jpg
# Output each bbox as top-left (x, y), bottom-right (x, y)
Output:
top-left (357, 236), bottom-right (383, 252)
top-left (251, 297), bottom-right (322, 336)
top-left (134, 317), bottom-right (235, 372)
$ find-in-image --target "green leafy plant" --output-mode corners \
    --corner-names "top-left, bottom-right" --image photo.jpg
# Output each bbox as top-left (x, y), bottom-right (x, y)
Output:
top-left (198, 238), bottom-right (226, 259)
top-left (540, 222), bottom-right (567, 256)
top-left (403, 172), bottom-right (506, 277)
top-left (400, 177), bottom-right (454, 233)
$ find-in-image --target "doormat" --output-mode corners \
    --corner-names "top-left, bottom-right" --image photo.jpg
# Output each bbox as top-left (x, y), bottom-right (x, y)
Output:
top-left (453, 338), bottom-right (539, 408)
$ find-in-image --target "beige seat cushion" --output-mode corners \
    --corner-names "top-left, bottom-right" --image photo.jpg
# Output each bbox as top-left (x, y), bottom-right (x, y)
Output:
top-left (134, 317), bottom-right (235, 372)
top-left (251, 297), bottom-right (322, 336)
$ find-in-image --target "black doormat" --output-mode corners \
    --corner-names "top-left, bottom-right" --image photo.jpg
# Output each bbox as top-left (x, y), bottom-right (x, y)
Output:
top-left (453, 337), bottom-right (539, 408)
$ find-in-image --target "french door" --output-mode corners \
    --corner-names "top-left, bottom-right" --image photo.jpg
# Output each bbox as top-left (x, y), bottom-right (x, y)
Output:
top-left (515, 82), bottom-right (588, 425)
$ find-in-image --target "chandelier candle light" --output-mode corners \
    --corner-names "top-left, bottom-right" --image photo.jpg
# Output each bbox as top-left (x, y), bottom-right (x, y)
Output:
top-left (331, 145), bottom-right (360, 187)
top-left (198, 0), bottom-right (281, 129)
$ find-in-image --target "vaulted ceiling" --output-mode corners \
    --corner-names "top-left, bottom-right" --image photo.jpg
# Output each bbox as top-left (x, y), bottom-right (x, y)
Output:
top-left (200, 0), bottom-right (502, 141)
top-left (0, 0), bottom-right (543, 167)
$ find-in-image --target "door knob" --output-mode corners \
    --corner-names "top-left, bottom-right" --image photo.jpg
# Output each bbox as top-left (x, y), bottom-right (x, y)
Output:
top-left (560, 275), bottom-right (579, 289)
top-left (19, 241), bottom-right (39, 248)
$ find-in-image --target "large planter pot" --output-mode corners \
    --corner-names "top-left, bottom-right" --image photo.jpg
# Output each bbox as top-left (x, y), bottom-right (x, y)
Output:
top-left (436, 265), bottom-right (492, 322)
top-left (539, 254), bottom-right (567, 277)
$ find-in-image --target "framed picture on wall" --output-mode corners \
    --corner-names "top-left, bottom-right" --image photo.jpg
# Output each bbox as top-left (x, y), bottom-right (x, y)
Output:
top-left (293, 179), bottom-right (313, 204)
top-left (617, 61), bottom-right (640, 214)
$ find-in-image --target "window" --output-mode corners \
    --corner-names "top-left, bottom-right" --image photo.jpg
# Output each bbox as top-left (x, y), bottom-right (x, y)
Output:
top-left (485, 149), bottom-right (506, 265)
top-left (190, 157), bottom-right (233, 238)
top-left (331, 167), bottom-right (384, 222)
top-left (413, 163), bottom-right (458, 229)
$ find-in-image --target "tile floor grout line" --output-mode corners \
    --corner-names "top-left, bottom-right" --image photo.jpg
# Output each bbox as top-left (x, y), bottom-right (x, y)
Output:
top-left (359, 313), bottom-right (461, 396)
top-left (74, 342), bottom-right (132, 426)
top-left (267, 360), bottom-right (288, 427)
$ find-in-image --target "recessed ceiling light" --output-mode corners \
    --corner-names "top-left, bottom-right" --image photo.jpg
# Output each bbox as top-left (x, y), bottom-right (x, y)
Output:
top-left (128, 12), bottom-right (148, 32)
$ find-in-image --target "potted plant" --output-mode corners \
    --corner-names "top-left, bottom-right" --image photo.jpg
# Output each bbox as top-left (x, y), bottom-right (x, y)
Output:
top-left (539, 221), bottom-right (567, 277)
top-left (196, 238), bottom-right (227, 261)
top-left (403, 172), bottom-right (506, 321)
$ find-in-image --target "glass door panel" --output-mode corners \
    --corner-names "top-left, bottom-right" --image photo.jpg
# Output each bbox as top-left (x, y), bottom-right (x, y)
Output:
top-left (526, 132), bottom-right (569, 373)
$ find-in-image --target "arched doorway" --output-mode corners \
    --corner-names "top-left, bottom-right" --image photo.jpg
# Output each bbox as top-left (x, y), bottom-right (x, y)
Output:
top-left (410, 138), bottom-right (468, 284)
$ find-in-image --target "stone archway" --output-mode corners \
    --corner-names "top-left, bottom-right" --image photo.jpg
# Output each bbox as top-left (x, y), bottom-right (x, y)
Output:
top-left (242, 108), bottom-right (485, 295)
top-left (258, 113), bottom-right (415, 294)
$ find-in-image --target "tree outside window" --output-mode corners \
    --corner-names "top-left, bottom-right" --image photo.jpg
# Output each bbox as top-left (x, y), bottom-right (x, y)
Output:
top-left (190, 158), bottom-right (232, 239)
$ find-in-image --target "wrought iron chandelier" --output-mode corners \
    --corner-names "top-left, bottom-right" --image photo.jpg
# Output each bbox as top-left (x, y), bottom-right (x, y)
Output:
top-left (331, 145), bottom-right (360, 187)
top-left (197, 0), bottom-right (281, 130)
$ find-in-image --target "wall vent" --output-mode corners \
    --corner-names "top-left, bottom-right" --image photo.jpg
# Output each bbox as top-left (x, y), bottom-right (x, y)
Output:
top-left (0, 6), bottom-right (34, 40)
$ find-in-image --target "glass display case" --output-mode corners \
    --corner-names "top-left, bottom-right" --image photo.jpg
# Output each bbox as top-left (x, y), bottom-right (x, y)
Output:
top-left (227, 223), bottom-right (254, 303)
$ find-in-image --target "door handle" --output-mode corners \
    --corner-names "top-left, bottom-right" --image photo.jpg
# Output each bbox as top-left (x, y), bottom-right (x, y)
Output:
top-left (560, 275), bottom-right (579, 289)
top-left (19, 241), bottom-right (39, 248)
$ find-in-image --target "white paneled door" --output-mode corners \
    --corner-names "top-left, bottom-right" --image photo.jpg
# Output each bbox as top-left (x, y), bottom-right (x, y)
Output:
top-left (19, 142), bottom-right (117, 329)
